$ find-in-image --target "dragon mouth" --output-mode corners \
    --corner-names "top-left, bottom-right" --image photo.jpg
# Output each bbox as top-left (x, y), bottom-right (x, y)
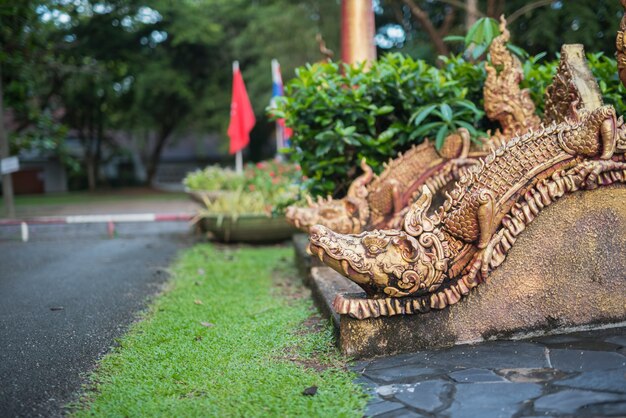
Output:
top-left (308, 225), bottom-right (372, 285)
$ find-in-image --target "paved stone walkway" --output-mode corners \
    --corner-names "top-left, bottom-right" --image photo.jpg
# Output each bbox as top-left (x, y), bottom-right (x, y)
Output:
top-left (353, 327), bottom-right (626, 417)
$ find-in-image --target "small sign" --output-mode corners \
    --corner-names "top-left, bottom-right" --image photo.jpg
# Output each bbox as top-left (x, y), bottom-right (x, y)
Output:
top-left (0, 156), bottom-right (19, 175)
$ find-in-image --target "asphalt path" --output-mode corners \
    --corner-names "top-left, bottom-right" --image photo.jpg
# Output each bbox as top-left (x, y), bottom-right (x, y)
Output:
top-left (0, 223), bottom-right (191, 417)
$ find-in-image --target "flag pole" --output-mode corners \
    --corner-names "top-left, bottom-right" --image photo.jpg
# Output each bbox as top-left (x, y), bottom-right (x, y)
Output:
top-left (235, 149), bottom-right (242, 173)
top-left (233, 61), bottom-right (243, 174)
top-left (275, 125), bottom-right (283, 160)
top-left (271, 59), bottom-right (283, 160)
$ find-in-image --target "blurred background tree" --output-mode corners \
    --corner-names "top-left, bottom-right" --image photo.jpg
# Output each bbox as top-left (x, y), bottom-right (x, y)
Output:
top-left (374, 0), bottom-right (621, 60)
top-left (0, 0), bottom-right (340, 189)
top-left (0, 0), bottom-right (622, 191)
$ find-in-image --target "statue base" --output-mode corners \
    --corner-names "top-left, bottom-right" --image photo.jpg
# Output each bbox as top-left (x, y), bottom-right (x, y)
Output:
top-left (309, 186), bottom-right (626, 358)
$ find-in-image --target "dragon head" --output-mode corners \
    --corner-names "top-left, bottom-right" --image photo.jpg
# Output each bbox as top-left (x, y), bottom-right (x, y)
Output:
top-left (285, 158), bottom-right (374, 234)
top-left (285, 195), bottom-right (367, 234)
top-left (308, 187), bottom-right (450, 298)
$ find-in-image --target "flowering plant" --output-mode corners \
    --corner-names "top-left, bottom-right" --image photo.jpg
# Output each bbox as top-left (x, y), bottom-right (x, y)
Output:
top-left (183, 160), bottom-right (303, 216)
top-left (183, 165), bottom-right (244, 191)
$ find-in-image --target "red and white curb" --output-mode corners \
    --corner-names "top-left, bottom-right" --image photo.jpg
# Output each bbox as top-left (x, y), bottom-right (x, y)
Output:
top-left (0, 213), bottom-right (194, 241)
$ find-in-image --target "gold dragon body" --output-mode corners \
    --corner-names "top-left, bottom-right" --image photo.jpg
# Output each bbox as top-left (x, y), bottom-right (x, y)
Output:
top-left (286, 131), bottom-right (473, 234)
top-left (310, 104), bottom-right (622, 319)
top-left (287, 16), bottom-right (539, 235)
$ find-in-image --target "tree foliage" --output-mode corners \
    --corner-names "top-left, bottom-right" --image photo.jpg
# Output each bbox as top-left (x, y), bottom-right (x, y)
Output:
top-left (377, 1), bottom-right (623, 61)
top-left (2, 0), bottom-right (340, 188)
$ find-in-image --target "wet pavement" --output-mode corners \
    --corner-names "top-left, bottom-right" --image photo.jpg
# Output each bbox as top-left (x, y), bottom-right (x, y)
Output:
top-left (0, 224), bottom-right (191, 417)
top-left (353, 326), bottom-right (626, 417)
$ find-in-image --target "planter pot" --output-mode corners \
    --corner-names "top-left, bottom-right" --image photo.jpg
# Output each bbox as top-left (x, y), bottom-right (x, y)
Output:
top-left (185, 189), bottom-right (235, 205)
top-left (199, 214), bottom-right (297, 243)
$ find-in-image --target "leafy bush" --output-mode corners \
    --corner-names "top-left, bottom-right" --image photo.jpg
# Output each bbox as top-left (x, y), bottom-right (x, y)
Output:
top-left (272, 54), bottom-right (487, 196)
top-left (183, 160), bottom-right (303, 216)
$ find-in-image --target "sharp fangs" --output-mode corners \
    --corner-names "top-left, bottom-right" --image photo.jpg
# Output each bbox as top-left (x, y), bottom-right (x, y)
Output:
top-left (317, 250), bottom-right (325, 262)
top-left (341, 260), bottom-right (350, 276)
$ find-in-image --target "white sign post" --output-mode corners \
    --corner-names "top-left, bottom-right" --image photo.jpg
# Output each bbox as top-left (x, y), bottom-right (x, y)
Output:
top-left (1, 156), bottom-right (19, 175)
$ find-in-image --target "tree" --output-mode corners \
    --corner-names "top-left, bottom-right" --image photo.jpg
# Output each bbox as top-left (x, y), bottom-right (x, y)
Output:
top-left (3, 0), bottom-right (341, 187)
top-left (0, 1), bottom-right (71, 162)
top-left (378, 1), bottom-right (623, 61)
top-left (123, 0), bottom-right (341, 182)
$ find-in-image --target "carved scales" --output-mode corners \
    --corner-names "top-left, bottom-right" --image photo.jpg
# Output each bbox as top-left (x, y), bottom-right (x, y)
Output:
top-left (309, 44), bottom-right (626, 320)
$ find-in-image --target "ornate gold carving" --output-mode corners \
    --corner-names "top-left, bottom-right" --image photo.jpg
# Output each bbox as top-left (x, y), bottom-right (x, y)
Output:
top-left (311, 103), bottom-right (622, 319)
top-left (544, 44), bottom-right (604, 124)
top-left (617, 0), bottom-right (626, 88)
top-left (288, 17), bottom-right (540, 236)
top-left (483, 16), bottom-right (541, 149)
top-left (286, 132), bottom-right (474, 234)
top-left (316, 33), bottom-right (334, 62)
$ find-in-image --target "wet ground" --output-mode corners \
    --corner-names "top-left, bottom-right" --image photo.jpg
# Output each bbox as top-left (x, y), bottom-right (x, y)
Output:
top-left (354, 327), bottom-right (626, 417)
top-left (0, 223), bottom-right (191, 417)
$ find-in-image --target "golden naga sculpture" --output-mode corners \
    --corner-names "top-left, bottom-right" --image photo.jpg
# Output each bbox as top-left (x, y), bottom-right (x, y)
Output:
top-left (545, 45), bottom-right (604, 123)
top-left (286, 131), bottom-right (473, 234)
top-left (286, 17), bottom-right (540, 235)
top-left (309, 49), bottom-right (625, 319)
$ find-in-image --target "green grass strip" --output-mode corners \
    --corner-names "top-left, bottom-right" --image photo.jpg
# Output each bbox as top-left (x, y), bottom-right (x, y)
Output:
top-left (1, 191), bottom-right (188, 207)
top-left (72, 244), bottom-right (367, 417)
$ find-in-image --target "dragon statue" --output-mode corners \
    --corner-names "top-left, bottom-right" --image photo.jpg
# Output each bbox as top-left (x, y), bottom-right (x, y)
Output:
top-left (309, 46), bottom-right (626, 320)
top-left (286, 131), bottom-right (473, 234)
top-left (287, 16), bottom-right (540, 235)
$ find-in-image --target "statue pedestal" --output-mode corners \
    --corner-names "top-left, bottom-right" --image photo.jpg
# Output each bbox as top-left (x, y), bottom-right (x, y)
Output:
top-left (308, 186), bottom-right (626, 358)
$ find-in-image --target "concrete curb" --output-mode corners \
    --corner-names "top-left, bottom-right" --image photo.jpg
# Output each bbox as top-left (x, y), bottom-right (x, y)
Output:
top-left (0, 213), bottom-right (195, 241)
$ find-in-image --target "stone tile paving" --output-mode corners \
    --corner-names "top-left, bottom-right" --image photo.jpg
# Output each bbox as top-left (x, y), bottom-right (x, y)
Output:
top-left (352, 327), bottom-right (626, 417)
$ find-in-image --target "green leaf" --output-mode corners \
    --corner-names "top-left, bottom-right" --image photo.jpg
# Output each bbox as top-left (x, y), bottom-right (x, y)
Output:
top-left (439, 103), bottom-right (453, 123)
top-left (378, 128), bottom-right (399, 142)
top-left (342, 135), bottom-right (360, 146)
top-left (410, 104), bottom-right (437, 126)
top-left (343, 126), bottom-right (356, 136)
top-left (375, 105), bottom-right (394, 115)
top-left (315, 142), bottom-right (332, 157)
top-left (482, 19), bottom-right (494, 44)
top-left (435, 125), bottom-right (449, 150)
top-left (444, 35), bottom-right (465, 43)
top-left (465, 20), bottom-right (481, 47)
top-left (506, 43), bottom-right (529, 59)
top-left (471, 44), bottom-right (488, 60)
top-left (454, 120), bottom-right (478, 136)
top-left (412, 121), bottom-right (442, 139)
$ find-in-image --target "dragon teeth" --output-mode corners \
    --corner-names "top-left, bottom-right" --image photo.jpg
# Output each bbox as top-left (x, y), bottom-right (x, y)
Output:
top-left (341, 260), bottom-right (351, 276)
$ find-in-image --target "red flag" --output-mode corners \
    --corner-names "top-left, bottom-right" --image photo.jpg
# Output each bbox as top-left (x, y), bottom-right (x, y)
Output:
top-left (228, 64), bottom-right (256, 154)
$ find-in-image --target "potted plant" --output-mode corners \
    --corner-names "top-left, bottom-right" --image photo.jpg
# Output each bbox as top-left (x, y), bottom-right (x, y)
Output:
top-left (183, 165), bottom-right (243, 203)
top-left (186, 160), bottom-right (302, 243)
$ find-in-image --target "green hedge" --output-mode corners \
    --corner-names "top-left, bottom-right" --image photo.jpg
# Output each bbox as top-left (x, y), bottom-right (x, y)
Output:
top-left (272, 54), bottom-right (489, 196)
